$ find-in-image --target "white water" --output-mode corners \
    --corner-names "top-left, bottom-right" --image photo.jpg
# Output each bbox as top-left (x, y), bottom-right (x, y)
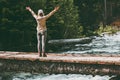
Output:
top-left (12, 73), bottom-right (113, 80)
top-left (65, 32), bottom-right (120, 54)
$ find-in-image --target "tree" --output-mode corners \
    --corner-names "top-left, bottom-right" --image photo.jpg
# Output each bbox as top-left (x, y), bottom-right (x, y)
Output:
top-left (74, 0), bottom-right (104, 36)
top-left (0, 0), bottom-right (81, 52)
top-left (46, 0), bottom-right (81, 39)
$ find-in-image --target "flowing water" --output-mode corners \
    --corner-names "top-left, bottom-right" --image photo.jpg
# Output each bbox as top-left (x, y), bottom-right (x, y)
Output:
top-left (1, 32), bottom-right (120, 80)
top-left (0, 72), bottom-right (114, 80)
top-left (63, 32), bottom-right (120, 54)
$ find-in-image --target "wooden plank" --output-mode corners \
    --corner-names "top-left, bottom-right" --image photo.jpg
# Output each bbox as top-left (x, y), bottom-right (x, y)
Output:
top-left (0, 51), bottom-right (120, 65)
top-left (0, 51), bottom-right (120, 75)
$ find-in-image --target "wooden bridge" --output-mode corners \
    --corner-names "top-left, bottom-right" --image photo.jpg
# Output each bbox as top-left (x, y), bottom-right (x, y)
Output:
top-left (0, 51), bottom-right (120, 75)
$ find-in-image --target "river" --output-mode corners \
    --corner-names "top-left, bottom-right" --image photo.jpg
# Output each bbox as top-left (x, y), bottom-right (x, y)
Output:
top-left (62, 32), bottom-right (120, 54)
top-left (1, 32), bottom-right (120, 80)
top-left (0, 72), bottom-right (113, 80)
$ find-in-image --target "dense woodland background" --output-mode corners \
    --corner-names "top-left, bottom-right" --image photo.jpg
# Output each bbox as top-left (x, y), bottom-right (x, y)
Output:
top-left (0, 0), bottom-right (120, 52)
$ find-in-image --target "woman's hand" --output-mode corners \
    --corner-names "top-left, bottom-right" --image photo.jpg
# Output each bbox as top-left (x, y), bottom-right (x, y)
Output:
top-left (54, 6), bottom-right (60, 11)
top-left (26, 7), bottom-right (31, 11)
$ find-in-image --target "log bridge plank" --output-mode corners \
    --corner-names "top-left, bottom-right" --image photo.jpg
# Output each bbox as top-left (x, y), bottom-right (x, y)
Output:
top-left (0, 51), bottom-right (120, 75)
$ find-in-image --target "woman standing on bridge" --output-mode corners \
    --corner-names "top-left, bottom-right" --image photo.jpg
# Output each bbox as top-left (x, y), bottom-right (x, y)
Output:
top-left (26, 6), bottom-right (60, 57)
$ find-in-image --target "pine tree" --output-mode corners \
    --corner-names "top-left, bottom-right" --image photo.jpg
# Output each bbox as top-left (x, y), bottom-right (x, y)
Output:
top-left (46, 0), bottom-right (82, 39)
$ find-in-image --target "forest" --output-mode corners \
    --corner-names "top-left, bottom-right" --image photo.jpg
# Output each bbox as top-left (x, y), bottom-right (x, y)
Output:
top-left (0, 0), bottom-right (120, 52)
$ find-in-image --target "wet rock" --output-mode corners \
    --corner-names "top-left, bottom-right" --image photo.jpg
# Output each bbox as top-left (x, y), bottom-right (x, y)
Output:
top-left (110, 76), bottom-right (120, 80)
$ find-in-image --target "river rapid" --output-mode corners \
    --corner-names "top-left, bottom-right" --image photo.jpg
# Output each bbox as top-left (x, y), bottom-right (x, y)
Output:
top-left (0, 72), bottom-right (113, 80)
top-left (64, 32), bottom-right (120, 54)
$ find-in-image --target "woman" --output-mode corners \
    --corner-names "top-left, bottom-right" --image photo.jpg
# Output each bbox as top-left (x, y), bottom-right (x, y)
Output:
top-left (26, 6), bottom-right (59, 57)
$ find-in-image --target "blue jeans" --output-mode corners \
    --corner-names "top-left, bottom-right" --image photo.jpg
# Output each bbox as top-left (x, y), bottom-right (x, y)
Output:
top-left (37, 30), bottom-right (47, 55)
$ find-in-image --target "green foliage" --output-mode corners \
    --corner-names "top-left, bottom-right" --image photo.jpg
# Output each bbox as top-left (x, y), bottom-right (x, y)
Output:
top-left (74, 0), bottom-right (103, 36)
top-left (0, 0), bottom-right (81, 51)
top-left (94, 24), bottom-right (118, 35)
top-left (0, 0), bottom-right (120, 52)
top-left (46, 0), bottom-right (81, 39)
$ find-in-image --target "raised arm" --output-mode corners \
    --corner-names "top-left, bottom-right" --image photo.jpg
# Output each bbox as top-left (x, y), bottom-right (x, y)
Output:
top-left (26, 7), bottom-right (37, 19)
top-left (45, 6), bottom-right (60, 19)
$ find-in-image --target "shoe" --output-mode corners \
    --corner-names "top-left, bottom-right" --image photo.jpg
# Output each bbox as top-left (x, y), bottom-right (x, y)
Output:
top-left (43, 53), bottom-right (47, 57)
top-left (38, 53), bottom-right (42, 57)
